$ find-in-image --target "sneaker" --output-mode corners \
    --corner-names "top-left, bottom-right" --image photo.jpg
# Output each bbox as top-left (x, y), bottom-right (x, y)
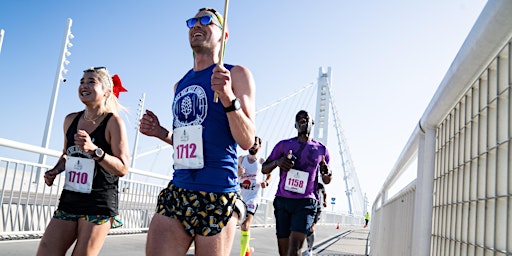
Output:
top-left (245, 247), bottom-right (254, 256)
top-left (304, 249), bottom-right (313, 256)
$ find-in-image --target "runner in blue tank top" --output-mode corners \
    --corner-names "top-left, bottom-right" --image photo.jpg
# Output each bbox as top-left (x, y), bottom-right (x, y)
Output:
top-left (262, 110), bottom-right (333, 256)
top-left (139, 7), bottom-right (256, 256)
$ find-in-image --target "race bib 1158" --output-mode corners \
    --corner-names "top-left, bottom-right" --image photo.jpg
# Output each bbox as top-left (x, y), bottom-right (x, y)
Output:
top-left (284, 169), bottom-right (309, 194)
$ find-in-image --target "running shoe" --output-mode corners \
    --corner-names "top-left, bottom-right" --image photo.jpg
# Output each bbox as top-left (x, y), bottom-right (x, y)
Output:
top-left (245, 247), bottom-right (254, 256)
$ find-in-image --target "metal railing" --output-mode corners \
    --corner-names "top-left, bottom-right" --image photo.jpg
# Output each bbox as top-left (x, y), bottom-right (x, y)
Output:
top-left (0, 137), bottom-right (357, 239)
top-left (370, 1), bottom-right (512, 255)
top-left (0, 138), bottom-right (169, 238)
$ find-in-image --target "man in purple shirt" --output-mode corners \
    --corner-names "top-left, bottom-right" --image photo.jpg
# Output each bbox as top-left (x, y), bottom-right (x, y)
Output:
top-left (262, 110), bottom-right (333, 256)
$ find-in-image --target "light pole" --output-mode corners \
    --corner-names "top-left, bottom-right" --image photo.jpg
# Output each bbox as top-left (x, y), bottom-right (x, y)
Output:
top-left (123, 93), bottom-right (145, 192)
top-left (0, 29), bottom-right (5, 54)
top-left (130, 93), bottom-right (146, 170)
top-left (37, 18), bottom-right (74, 180)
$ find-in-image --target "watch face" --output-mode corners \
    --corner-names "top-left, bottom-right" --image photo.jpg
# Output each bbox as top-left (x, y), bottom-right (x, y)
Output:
top-left (234, 98), bottom-right (241, 110)
top-left (224, 98), bottom-right (241, 112)
top-left (95, 148), bottom-right (104, 157)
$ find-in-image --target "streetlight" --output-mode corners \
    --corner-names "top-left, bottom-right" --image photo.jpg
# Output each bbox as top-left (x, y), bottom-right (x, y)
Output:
top-left (131, 93), bottom-right (146, 170)
top-left (37, 18), bottom-right (74, 180)
top-left (0, 29), bottom-right (5, 55)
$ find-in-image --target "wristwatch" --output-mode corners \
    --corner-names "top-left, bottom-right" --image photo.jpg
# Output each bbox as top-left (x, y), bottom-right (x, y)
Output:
top-left (322, 170), bottom-right (332, 177)
top-left (223, 98), bottom-right (241, 113)
top-left (94, 148), bottom-right (106, 162)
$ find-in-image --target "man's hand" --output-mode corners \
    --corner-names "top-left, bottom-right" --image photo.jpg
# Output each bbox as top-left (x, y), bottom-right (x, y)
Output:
top-left (139, 109), bottom-right (164, 138)
top-left (211, 64), bottom-right (234, 105)
top-left (319, 155), bottom-right (330, 175)
top-left (238, 166), bottom-right (246, 177)
top-left (276, 150), bottom-right (296, 171)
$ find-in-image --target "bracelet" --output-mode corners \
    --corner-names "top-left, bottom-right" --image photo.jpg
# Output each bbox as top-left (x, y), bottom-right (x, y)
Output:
top-left (265, 181), bottom-right (269, 186)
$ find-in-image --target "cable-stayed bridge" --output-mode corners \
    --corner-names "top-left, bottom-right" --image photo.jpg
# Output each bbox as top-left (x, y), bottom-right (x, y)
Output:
top-left (254, 67), bottom-right (365, 216)
top-left (131, 66), bottom-right (366, 216)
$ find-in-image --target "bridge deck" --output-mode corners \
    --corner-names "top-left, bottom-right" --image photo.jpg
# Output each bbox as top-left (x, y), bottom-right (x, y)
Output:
top-left (0, 225), bottom-right (370, 256)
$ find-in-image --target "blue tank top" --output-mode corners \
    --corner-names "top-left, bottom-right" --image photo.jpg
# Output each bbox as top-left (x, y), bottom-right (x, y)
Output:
top-left (171, 64), bottom-right (239, 193)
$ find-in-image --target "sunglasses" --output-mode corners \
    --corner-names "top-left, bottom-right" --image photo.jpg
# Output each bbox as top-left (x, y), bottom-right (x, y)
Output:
top-left (186, 14), bottom-right (222, 29)
top-left (199, 8), bottom-right (222, 21)
top-left (83, 66), bottom-right (107, 73)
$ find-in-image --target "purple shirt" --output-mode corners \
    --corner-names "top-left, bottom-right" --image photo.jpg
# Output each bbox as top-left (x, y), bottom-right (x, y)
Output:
top-left (266, 137), bottom-right (330, 199)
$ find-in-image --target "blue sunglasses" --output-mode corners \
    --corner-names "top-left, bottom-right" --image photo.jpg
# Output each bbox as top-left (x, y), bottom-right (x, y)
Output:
top-left (186, 14), bottom-right (222, 29)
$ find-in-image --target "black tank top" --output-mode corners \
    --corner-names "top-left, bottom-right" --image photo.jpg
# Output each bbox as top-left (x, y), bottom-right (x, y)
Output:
top-left (58, 111), bottom-right (119, 216)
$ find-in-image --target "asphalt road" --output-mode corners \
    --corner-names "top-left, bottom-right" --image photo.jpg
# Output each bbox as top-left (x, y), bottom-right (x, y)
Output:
top-left (0, 224), bottom-right (356, 256)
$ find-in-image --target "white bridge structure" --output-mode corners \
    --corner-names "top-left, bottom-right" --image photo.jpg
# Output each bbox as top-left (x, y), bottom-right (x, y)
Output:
top-left (254, 66), bottom-right (366, 217)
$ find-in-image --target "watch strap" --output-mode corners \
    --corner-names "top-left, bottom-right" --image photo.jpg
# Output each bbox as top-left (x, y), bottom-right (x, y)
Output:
top-left (223, 98), bottom-right (241, 113)
top-left (97, 152), bottom-right (106, 162)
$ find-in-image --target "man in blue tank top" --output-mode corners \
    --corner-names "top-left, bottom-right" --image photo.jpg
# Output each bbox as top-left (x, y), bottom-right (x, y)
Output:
top-left (139, 7), bottom-right (256, 256)
top-left (262, 110), bottom-right (333, 256)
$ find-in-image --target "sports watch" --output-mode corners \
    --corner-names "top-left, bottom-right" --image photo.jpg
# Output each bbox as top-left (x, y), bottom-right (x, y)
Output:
top-left (94, 148), bottom-right (105, 162)
top-left (223, 98), bottom-right (241, 113)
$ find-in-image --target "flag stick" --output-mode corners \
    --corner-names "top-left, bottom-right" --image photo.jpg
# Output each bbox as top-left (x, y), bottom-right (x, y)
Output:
top-left (214, 0), bottom-right (229, 103)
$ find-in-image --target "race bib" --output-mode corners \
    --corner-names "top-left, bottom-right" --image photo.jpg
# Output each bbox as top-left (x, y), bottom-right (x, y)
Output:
top-left (246, 202), bottom-right (257, 213)
top-left (63, 156), bottom-right (94, 194)
top-left (173, 125), bottom-right (204, 169)
top-left (284, 169), bottom-right (309, 194)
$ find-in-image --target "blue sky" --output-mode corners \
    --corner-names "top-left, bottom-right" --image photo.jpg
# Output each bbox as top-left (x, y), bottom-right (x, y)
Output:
top-left (0, 0), bottom-right (487, 212)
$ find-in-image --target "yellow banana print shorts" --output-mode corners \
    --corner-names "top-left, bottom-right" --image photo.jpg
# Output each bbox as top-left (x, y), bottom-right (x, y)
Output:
top-left (155, 183), bottom-right (237, 237)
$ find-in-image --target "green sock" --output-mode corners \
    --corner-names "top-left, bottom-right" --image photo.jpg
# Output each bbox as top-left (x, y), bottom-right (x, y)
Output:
top-left (240, 230), bottom-right (250, 256)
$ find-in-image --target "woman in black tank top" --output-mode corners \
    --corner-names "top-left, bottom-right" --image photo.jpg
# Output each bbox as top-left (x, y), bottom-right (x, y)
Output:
top-left (37, 66), bottom-right (130, 256)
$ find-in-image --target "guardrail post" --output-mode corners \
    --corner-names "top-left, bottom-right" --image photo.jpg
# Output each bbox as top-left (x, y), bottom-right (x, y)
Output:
top-left (411, 127), bottom-right (436, 255)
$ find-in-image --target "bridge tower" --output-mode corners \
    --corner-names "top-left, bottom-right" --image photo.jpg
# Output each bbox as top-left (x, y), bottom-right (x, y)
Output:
top-left (314, 67), bottom-right (331, 144)
top-left (313, 67), bottom-right (365, 216)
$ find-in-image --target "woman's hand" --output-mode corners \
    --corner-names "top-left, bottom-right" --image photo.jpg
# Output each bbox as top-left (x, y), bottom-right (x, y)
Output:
top-left (44, 168), bottom-right (59, 186)
top-left (74, 129), bottom-right (96, 154)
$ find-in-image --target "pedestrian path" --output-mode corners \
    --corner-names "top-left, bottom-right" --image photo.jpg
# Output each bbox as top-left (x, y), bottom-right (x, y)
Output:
top-left (0, 224), bottom-right (369, 255)
top-left (310, 226), bottom-right (370, 256)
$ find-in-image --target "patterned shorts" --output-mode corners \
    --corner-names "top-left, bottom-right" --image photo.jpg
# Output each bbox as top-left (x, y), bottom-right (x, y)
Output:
top-left (155, 183), bottom-right (238, 237)
top-left (53, 209), bottom-right (123, 228)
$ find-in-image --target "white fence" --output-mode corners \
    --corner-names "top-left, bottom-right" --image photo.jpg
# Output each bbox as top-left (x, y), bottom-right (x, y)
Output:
top-left (0, 137), bottom-right (358, 239)
top-left (371, 1), bottom-right (512, 255)
top-left (0, 138), bottom-right (169, 238)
